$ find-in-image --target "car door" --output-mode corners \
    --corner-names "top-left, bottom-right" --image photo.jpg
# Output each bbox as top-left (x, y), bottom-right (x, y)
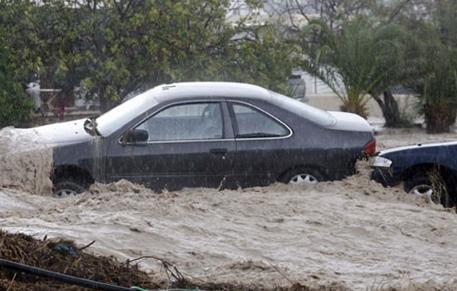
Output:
top-left (228, 101), bottom-right (293, 187)
top-left (104, 101), bottom-right (236, 190)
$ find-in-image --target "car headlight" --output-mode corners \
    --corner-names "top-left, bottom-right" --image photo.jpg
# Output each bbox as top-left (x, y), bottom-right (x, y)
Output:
top-left (369, 156), bottom-right (392, 168)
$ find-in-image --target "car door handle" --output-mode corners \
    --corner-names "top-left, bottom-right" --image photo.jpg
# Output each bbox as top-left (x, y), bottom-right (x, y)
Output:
top-left (210, 148), bottom-right (227, 155)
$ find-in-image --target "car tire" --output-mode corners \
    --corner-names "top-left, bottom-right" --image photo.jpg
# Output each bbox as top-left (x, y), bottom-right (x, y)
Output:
top-left (404, 173), bottom-right (450, 206)
top-left (281, 168), bottom-right (324, 185)
top-left (53, 179), bottom-right (87, 198)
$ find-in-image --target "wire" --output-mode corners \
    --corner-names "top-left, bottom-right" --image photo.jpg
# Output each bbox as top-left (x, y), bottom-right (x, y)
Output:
top-left (0, 259), bottom-right (135, 291)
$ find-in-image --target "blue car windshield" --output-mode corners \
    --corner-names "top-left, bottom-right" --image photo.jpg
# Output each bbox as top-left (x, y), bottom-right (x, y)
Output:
top-left (96, 90), bottom-right (159, 136)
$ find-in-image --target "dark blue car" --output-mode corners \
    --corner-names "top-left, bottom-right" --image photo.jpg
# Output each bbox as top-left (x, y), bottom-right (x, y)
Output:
top-left (370, 142), bottom-right (457, 206)
top-left (28, 82), bottom-right (375, 196)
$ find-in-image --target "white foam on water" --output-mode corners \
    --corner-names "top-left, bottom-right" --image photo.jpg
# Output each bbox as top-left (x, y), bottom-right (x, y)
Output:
top-left (0, 127), bottom-right (53, 195)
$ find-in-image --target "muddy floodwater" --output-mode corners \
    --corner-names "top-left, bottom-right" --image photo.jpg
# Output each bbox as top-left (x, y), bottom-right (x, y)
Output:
top-left (1, 127), bottom-right (457, 290)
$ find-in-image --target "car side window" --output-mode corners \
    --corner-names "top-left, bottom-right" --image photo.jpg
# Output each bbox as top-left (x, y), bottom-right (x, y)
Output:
top-left (135, 102), bottom-right (223, 141)
top-left (231, 103), bottom-right (289, 138)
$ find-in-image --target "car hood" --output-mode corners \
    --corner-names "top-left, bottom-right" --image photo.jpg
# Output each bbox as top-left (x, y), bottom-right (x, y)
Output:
top-left (327, 111), bottom-right (373, 132)
top-left (379, 141), bottom-right (457, 156)
top-left (32, 118), bottom-right (93, 146)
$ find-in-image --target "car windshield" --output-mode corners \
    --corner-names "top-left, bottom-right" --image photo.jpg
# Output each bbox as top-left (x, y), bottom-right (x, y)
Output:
top-left (268, 91), bottom-right (335, 127)
top-left (96, 90), bottom-right (159, 136)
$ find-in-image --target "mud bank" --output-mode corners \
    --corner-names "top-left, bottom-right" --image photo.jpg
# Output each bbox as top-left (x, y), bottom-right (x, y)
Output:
top-left (0, 127), bottom-right (53, 195)
top-left (1, 130), bottom-right (457, 290)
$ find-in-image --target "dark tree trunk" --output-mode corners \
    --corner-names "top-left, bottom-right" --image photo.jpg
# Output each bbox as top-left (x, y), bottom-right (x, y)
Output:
top-left (371, 90), bottom-right (405, 128)
top-left (424, 102), bottom-right (456, 133)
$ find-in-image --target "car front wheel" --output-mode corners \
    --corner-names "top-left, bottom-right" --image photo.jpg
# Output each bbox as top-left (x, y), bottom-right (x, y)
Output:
top-left (53, 179), bottom-right (87, 198)
top-left (282, 168), bottom-right (323, 185)
top-left (404, 173), bottom-right (450, 206)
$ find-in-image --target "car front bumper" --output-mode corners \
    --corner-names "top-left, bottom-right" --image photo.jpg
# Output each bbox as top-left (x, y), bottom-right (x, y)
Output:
top-left (369, 156), bottom-right (397, 187)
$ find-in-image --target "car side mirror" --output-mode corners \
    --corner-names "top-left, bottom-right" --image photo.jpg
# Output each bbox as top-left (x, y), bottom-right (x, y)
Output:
top-left (123, 129), bottom-right (149, 143)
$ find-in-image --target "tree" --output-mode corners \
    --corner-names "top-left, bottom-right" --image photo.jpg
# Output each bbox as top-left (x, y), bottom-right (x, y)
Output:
top-left (418, 44), bottom-right (457, 133)
top-left (0, 0), bottom-right (293, 113)
top-left (403, 20), bottom-right (457, 133)
top-left (285, 0), bottom-right (420, 126)
top-left (366, 21), bottom-right (422, 127)
top-left (306, 0), bottom-right (376, 29)
top-left (177, 24), bottom-right (296, 95)
top-left (228, 26), bottom-right (296, 94)
top-left (278, 0), bottom-right (377, 30)
top-left (302, 17), bottom-right (411, 119)
top-left (394, 0), bottom-right (457, 133)
top-left (0, 36), bottom-right (32, 127)
top-left (0, 0), bottom-right (87, 107)
top-left (77, 0), bottom-right (294, 109)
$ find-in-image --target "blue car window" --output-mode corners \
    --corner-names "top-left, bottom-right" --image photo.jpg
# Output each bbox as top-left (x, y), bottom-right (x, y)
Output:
top-left (232, 103), bottom-right (289, 138)
top-left (136, 102), bottom-right (223, 141)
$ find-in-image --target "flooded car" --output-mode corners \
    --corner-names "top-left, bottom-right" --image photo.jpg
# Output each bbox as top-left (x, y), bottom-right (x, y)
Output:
top-left (33, 82), bottom-right (375, 196)
top-left (370, 142), bottom-right (457, 206)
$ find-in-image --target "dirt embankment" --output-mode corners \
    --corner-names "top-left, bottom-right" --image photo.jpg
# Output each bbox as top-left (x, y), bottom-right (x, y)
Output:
top-left (2, 129), bottom-right (457, 290)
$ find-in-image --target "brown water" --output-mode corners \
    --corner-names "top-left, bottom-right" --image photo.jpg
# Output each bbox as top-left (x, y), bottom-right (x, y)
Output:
top-left (1, 128), bottom-right (457, 290)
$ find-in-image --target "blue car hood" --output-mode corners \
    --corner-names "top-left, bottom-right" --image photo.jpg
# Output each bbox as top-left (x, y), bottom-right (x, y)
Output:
top-left (32, 118), bottom-right (93, 146)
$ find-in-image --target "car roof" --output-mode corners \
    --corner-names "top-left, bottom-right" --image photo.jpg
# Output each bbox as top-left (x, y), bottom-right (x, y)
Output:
top-left (153, 82), bottom-right (271, 102)
top-left (97, 81), bottom-right (336, 136)
top-left (152, 82), bottom-right (336, 128)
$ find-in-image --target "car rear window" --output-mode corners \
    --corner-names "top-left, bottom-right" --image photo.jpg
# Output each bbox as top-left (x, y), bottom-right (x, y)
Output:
top-left (231, 103), bottom-right (290, 138)
top-left (268, 91), bottom-right (335, 127)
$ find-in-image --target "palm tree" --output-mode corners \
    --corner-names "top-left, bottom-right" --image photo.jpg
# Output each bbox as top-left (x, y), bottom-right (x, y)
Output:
top-left (415, 41), bottom-right (457, 133)
top-left (302, 16), bottom-right (414, 120)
